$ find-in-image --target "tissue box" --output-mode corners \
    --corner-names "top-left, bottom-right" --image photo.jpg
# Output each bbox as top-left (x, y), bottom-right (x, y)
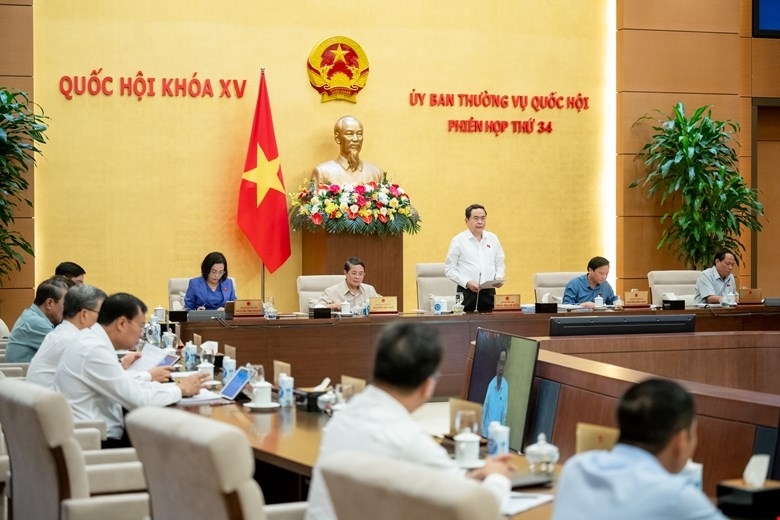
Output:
top-left (717, 479), bottom-right (780, 518)
top-left (294, 388), bottom-right (325, 412)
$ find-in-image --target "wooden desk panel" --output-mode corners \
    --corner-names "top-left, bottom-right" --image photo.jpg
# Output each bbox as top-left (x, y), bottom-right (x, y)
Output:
top-left (180, 307), bottom-right (780, 397)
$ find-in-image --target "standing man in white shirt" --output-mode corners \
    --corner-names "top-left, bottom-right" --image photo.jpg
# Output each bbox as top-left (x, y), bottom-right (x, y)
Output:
top-left (55, 292), bottom-right (206, 448)
top-left (445, 204), bottom-right (506, 312)
top-left (27, 284), bottom-right (106, 388)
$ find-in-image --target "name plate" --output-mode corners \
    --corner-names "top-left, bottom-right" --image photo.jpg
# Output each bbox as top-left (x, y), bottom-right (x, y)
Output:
top-left (369, 296), bottom-right (398, 314)
top-left (493, 294), bottom-right (521, 311)
top-left (231, 299), bottom-right (264, 317)
top-left (624, 290), bottom-right (649, 306)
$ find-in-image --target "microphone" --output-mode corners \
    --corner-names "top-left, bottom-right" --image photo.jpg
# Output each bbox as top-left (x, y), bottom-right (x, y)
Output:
top-left (474, 273), bottom-right (482, 313)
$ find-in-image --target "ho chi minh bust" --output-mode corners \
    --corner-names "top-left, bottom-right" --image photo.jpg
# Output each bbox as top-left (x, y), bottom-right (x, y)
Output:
top-left (311, 115), bottom-right (383, 186)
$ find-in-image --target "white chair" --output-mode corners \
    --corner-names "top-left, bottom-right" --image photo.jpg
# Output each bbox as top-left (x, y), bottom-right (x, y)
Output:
top-left (320, 450), bottom-right (502, 520)
top-left (0, 321), bottom-right (8, 340)
top-left (533, 272), bottom-right (584, 302)
top-left (296, 275), bottom-right (344, 313)
top-left (415, 263), bottom-right (457, 311)
top-left (169, 277), bottom-right (236, 310)
top-left (647, 270), bottom-right (701, 306)
top-left (126, 406), bottom-right (306, 520)
top-left (0, 380), bottom-right (148, 520)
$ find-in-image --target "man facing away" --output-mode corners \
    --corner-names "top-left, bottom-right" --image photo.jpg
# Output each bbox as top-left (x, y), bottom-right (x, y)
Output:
top-left (55, 292), bottom-right (206, 448)
top-left (306, 322), bottom-right (514, 520)
top-left (445, 203), bottom-right (506, 312)
top-left (311, 115), bottom-right (383, 186)
top-left (552, 378), bottom-right (727, 520)
top-left (694, 249), bottom-right (738, 305)
top-left (5, 276), bottom-right (70, 363)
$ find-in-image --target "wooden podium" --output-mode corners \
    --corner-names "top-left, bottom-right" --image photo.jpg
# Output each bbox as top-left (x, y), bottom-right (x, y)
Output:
top-left (301, 232), bottom-right (403, 309)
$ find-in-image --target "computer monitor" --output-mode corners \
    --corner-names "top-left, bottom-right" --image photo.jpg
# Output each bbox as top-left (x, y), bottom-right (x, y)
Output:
top-left (549, 314), bottom-right (695, 336)
top-left (466, 328), bottom-right (540, 453)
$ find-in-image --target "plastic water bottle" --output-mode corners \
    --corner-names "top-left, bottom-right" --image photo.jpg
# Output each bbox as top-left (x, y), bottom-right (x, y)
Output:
top-left (278, 374), bottom-right (294, 407)
top-left (148, 315), bottom-right (161, 347)
top-left (433, 298), bottom-right (443, 315)
top-left (222, 356), bottom-right (236, 381)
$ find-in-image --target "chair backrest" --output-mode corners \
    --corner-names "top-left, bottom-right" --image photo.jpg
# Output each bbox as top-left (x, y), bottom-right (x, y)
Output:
top-left (647, 270), bottom-right (701, 305)
top-left (168, 277), bottom-right (236, 310)
top-left (0, 319), bottom-right (9, 339)
top-left (415, 263), bottom-right (457, 311)
top-left (575, 422), bottom-right (620, 453)
top-left (296, 275), bottom-right (345, 313)
top-left (320, 450), bottom-right (502, 520)
top-left (0, 379), bottom-right (90, 519)
top-left (126, 406), bottom-right (267, 520)
top-left (533, 272), bottom-right (584, 302)
top-left (168, 278), bottom-right (190, 310)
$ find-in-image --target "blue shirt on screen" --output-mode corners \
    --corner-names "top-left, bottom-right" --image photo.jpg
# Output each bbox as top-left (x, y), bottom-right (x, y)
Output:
top-left (184, 276), bottom-right (236, 310)
top-left (482, 375), bottom-right (509, 433)
top-left (563, 274), bottom-right (616, 305)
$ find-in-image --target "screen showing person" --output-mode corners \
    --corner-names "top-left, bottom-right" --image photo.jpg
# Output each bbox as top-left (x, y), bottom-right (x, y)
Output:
top-left (466, 328), bottom-right (540, 452)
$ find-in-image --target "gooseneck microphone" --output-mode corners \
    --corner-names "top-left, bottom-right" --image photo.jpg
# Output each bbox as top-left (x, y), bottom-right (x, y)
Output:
top-left (474, 272), bottom-right (482, 313)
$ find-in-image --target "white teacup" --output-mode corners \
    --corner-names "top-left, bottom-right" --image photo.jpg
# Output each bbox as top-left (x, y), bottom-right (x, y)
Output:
top-left (454, 431), bottom-right (481, 466)
top-left (197, 361), bottom-right (214, 380)
top-left (251, 380), bottom-right (273, 405)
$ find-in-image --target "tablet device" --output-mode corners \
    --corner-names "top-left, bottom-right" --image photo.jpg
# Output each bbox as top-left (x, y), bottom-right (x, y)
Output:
top-left (220, 366), bottom-right (253, 400)
top-left (157, 354), bottom-right (180, 367)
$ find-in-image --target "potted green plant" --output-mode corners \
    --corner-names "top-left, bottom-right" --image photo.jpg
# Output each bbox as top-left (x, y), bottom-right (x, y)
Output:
top-left (630, 102), bottom-right (763, 270)
top-left (0, 88), bottom-right (48, 283)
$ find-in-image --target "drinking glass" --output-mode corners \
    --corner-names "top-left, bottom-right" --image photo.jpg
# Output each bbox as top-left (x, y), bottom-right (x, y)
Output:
top-left (251, 364), bottom-right (265, 383)
top-left (454, 409), bottom-right (478, 434)
top-left (454, 293), bottom-right (464, 306)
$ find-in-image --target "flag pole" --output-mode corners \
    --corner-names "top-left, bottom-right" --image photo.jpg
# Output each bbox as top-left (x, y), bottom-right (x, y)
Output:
top-left (260, 262), bottom-right (266, 303)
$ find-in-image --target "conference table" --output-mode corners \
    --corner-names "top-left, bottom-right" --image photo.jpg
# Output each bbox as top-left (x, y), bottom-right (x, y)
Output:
top-left (187, 402), bottom-right (555, 519)
top-left (179, 305), bottom-right (780, 397)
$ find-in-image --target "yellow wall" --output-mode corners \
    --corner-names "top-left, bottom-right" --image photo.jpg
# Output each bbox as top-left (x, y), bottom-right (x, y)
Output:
top-left (32, 0), bottom-right (612, 313)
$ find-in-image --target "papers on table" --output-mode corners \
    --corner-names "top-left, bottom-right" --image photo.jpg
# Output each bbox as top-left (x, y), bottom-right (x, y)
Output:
top-left (502, 491), bottom-right (554, 515)
top-left (178, 389), bottom-right (227, 406)
top-left (127, 343), bottom-right (179, 372)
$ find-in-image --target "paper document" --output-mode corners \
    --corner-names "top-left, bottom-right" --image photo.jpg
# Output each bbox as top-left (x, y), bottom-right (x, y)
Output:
top-left (502, 492), bottom-right (554, 515)
top-left (178, 389), bottom-right (227, 406)
top-left (479, 279), bottom-right (504, 289)
top-left (127, 343), bottom-right (179, 372)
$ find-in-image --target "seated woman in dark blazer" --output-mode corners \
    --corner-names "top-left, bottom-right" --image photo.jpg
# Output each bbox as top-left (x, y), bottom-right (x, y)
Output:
top-left (184, 252), bottom-right (237, 310)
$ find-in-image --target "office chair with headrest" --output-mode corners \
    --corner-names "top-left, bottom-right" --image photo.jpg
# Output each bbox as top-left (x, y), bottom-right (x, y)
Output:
top-left (126, 406), bottom-right (306, 520)
top-left (415, 263), bottom-right (457, 311)
top-left (533, 272), bottom-right (584, 302)
top-left (296, 275), bottom-right (345, 313)
top-left (647, 270), bottom-right (701, 306)
top-left (320, 450), bottom-right (502, 520)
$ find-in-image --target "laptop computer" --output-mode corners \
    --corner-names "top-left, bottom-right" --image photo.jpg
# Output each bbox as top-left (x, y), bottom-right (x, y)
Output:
top-left (509, 470), bottom-right (554, 489)
top-left (187, 309), bottom-right (226, 322)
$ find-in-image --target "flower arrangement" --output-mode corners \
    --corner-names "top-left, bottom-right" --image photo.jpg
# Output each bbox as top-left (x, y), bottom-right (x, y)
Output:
top-left (289, 175), bottom-right (421, 237)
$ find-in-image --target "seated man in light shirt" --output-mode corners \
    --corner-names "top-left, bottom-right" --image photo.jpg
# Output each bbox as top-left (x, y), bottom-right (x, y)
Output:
top-left (317, 256), bottom-right (380, 311)
top-left (694, 249), bottom-right (738, 304)
top-left (5, 276), bottom-right (70, 363)
top-left (306, 323), bottom-right (515, 520)
top-left (55, 292), bottom-right (207, 448)
top-left (552, 378), bottom-right (727, 520)
top-left (563, 256), bottom-right (616, 308)
top-left (28, 284), bottom-right (170, 388)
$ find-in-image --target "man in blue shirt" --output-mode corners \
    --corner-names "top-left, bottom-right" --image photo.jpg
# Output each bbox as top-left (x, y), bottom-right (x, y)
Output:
top-left (552, 378), bottom-right (727, 520)
top-left (694, 249), bottom-right (737, 305)
top-left (563, 256), bottom-right (616, 308)
top-left (482, 349), bottom-right (508, 433)
top-left (5, 276), bottom-right (70, 362)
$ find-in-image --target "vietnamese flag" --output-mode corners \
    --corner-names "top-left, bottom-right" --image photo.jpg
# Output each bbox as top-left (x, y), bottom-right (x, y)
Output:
top-left (237, 71), bottom-right (291, 273)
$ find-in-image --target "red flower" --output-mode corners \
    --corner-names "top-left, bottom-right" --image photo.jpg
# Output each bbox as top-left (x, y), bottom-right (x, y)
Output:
top-left (378, 214), bottom-right (388, 223)
top-left (357, 195), bottom-right (366, 206)
top-left (311, 213), bottom-right (323, 225)
top-left (361, 214), bottom-right (373, 224)
top-left (354, 184), bottom-right (366, 195)
top-left (329, 184), bottom-right (340, 193)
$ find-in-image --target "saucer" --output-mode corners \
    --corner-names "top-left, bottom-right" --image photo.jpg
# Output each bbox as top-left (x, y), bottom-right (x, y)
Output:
top-left (203, 380), bottom-right (220, 387)
top-left (244, 401), bottom-right (280, 411)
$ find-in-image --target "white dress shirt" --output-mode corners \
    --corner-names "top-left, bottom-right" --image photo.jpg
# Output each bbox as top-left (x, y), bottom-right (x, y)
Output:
top-left (444, 229), bottom-right (506, 288)
top-left (317, 280), bottom-right (379, 309)
top-left (54, 325), bottom-right (181, 439)
top-left (26, 320), bottom-right (81, 389)
top-left (305, 385), bottom-right (510, 520)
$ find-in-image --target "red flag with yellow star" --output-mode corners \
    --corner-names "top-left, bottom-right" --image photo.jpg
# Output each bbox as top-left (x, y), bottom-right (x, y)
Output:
top-left (237, 71), bottom-right (291, 273)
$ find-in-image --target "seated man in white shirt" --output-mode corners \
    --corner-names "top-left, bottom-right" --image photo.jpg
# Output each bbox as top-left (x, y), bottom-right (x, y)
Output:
top-left (306, 322), bottom-right (514, 520)
top-left (552, 378), bottom-right (727, 520)
top-left (317, 256), bottom-right (380, 311)
top-left (55, 292), bottom-right (207, 448)
top-left (694, 249), bottom-right (738, 305)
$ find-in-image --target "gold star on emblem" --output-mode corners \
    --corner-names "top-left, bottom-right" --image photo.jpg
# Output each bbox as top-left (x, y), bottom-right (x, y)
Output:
top-left (242, 145), bottom-right (283, 207)
top-left (331, 44), bottom-right (348, 64)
